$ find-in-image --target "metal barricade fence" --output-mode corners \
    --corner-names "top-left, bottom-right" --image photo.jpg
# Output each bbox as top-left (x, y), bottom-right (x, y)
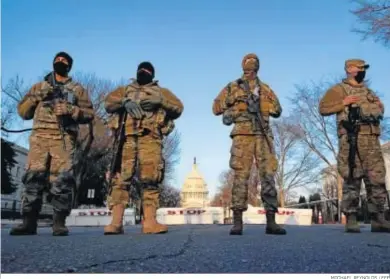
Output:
top-left (285, 198), bottom-right (339, 224)
top-left (284, 195), bottom-right (387, 224)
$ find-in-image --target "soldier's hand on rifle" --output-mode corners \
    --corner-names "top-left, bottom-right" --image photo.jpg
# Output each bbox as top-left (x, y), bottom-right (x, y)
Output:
top-left (54, 102), bottom-right (70, 116)
top-left (343, 96), bottom-right (360, 106)
top-left (123, 99), bottom-right (144, 119)
top-left (140, 94), bottom-right (162, 111)
top-left (34, 85), bottom-right (53, 102)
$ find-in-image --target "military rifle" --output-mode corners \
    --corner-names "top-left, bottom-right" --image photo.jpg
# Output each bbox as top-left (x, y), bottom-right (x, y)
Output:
top-left (237, 79), bottom-right (273, 153)
top-left (107, 111), bottom-right (128, 196)
top-left (342, 105), bottom-right (361, 183)
top-left (41, 73), bottom-right (71, 150)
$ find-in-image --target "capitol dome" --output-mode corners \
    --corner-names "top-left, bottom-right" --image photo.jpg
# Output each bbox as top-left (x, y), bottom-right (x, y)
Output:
top-left (180, 158), bottom-right (209, 208)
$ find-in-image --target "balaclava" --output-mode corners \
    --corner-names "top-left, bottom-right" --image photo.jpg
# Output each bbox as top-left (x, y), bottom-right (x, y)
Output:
top-left (136, 61), bottom-right (155, 85)
top-left (53, 51), bottom-right (73, 77)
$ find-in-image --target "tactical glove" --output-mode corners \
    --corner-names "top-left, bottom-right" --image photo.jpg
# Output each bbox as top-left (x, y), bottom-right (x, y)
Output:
top-left (123, 99), bottom-right (144, 119)
top-left (222, 110), bottom-right (234, 126)
top-left (32, 84), bottom-right (53, 103)
top-left (140, 94), bottom-right (162, 111)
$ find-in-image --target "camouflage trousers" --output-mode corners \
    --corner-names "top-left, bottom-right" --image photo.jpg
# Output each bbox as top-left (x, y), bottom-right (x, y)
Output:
top-left (107, 134), bottom-right (164, 210)
top-left (229, 134), bottom-right (279, 212)
top-left (337, 134), bottom-right (387, 214)
top-left (21, 134), bottom-right (76, 216)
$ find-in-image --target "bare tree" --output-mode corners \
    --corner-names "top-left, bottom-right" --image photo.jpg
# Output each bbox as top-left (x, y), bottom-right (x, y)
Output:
top-left (272, 118), bottom-right (321, 207)
top-left (321, 165), bottom-right (338, 201)
top-left (1, 76), bottom-right (31, 140)
top-left (72, 72), bottom-right (127, 121)
top-left (350, 0), bottom-right (390, 47)
top-left (162, 130), bottom-right (181, 185)
top-left (210, 170), bottom-right (233, 207)
top-left (1, 96), bottom-right (17, 130)
top-left (288, 79), bottom-right (343, 217)
top-left (210, 164), bottom-right (261, 207)
top-left (1, 75), bottom-right (27, 104)
top-left (159, 185), bottom-right (181, 207)
top-left (289, 80), bottom-right (339, 166)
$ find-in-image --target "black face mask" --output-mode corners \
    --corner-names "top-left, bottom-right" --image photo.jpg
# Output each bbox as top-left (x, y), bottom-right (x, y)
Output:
top-left (53, 62), bottom-right (69, 77)
top-left (136, 71), bottom-right (153, 85)
top-left (354, 71), bottom-right (366, 83)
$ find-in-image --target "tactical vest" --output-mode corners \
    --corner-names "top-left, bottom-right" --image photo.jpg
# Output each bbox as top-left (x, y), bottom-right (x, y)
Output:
top-left (224, 78), bottom-right (270, 125)
top-left (32, 80), bottom-right (79, 137)
top-left (122, 82), bottom-right (174, 137)
top-left (337, 82), bottom-right (382, 135)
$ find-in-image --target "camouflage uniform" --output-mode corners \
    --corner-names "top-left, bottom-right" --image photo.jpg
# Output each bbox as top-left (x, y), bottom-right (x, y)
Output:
top-left (319, 59), bottom-right (389, 233)
top-left (212, 53), bottom-right (286, 235)
top-left (103, 67), bottom-right (183, 235)
top-left (10, 52), bottom-right (94, 236)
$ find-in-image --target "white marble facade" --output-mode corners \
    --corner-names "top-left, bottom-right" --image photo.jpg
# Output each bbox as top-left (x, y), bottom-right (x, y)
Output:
top-left (180, 158), bottom-right (209, 208)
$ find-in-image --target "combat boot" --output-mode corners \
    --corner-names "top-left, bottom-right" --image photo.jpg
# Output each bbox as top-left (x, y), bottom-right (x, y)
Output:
top-left (142, 189), bottom-right (168, 234)
top-left (9, 212), bottom-right (38, 236)
top-left (229, 210), bottom-right (243, 235)
top-left (104, 204), bottom-right (125, 235)
top-left (371, 212), bottom-right (390, 233)
top-left (345, 213), bottom-right (360, 233)
top-left (52, 211), bottom-right (69, 236)
top-left (265, 211), bottom-right (286, 235)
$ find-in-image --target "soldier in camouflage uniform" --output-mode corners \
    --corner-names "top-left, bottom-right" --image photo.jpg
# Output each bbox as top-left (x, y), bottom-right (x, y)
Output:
top-left (212, 53), bottom-right (286, 235)
top-left (10, 52), bottom-right (94, 236)
top-left (103, 61), bottom-right (183, 235)
top-left (319, 59), bottom-right (389, 233)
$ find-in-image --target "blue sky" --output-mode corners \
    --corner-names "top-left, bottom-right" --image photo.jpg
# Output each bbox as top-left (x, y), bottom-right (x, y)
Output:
top-left (2, 0), bottom-right (390, 198)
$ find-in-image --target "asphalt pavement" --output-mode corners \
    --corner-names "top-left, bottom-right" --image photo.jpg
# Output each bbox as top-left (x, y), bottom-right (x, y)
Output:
top-left (1, 224), bottom-right (389, 273)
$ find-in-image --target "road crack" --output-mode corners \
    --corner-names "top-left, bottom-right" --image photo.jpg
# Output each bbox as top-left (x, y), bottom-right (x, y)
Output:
top-left (367, 243), bottom-right (389, 249)
top-left (66, 229), bottom-right (194, 273)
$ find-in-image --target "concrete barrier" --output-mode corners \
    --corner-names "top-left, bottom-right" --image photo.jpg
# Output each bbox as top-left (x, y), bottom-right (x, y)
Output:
top-left (66, 208), bottom-right (136, 226)
top-left (157, 207), bottom-right (224, 225)
top-left (64, 206), bottom-right (312, 226)
top-left (156, 206), bottom-right (312, 226)
top-left (243, 207), bottom-right (312, 226)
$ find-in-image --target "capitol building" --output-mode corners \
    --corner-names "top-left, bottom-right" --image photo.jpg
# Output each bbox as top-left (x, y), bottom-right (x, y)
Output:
top-left (180, 158), bottom-right (210, 208)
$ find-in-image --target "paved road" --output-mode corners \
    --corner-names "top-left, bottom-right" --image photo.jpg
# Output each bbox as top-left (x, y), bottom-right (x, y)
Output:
top-left (1, 224), bottom-right (389, 273)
